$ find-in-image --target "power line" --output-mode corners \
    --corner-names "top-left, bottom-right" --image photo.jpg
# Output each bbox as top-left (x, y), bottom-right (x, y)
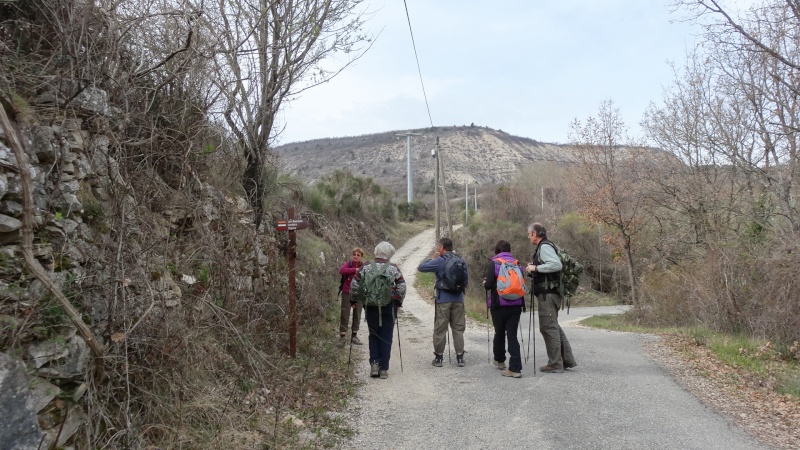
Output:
top-left (402, 0), bottom-right (434, 128)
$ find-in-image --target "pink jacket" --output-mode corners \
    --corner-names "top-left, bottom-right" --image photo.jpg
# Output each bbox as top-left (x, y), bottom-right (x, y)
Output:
top-left (339, 260), bottom-right (362, 294)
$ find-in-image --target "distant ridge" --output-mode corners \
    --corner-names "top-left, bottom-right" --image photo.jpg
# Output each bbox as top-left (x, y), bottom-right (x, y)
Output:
top-left (274, 125), bottom-right (577, 191)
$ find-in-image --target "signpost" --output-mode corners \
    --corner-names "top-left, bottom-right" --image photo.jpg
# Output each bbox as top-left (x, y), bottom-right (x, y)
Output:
top-left (275, 207), bottom-right (309, 358)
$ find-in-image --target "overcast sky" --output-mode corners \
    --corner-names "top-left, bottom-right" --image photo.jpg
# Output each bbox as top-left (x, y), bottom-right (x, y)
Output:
top-left (276, 0), bottom-right (704, 146)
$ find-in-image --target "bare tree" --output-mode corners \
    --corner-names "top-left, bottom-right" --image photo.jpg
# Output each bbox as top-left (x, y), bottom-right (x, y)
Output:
top-left (641, 55), bottom-right (754, 250)
top-left (673, 0), bottom-right (800, 234)
top-left (202, 0), bottom-right (371, 227)
top-left (569, 100), bottom-right (650, 304)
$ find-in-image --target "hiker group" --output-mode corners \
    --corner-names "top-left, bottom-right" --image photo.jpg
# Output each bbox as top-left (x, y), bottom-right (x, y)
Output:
top-left (338, 222), bottom-right (577, 379)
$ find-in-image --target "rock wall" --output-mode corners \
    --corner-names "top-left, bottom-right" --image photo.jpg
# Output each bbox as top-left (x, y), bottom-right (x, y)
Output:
top-left (0, 92), bottom-right (270, 447)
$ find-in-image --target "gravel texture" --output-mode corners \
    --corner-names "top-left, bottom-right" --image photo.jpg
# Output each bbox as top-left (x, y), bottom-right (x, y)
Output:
top-left (342, 229), bottom-right (771, 449)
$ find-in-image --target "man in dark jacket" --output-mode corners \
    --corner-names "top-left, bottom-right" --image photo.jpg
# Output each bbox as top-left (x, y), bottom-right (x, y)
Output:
top-left (418, 237), bottom-right (468, 367)
top-left (484, 240), bottom-right (524, 378)
top-left (525, 222), bottom-right (577, 373)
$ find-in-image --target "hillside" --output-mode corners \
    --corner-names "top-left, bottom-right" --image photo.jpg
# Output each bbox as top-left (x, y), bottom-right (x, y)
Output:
top-left (274, 126), bottom-right (577, 191)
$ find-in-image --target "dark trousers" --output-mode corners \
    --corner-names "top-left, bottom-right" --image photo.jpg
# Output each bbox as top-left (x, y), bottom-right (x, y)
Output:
top-left (365, 305), bottom-right (395, 371)
top-left (339, 292), bottom-right (361, 334)
top-left (491, 306), bottom-right (523, 372)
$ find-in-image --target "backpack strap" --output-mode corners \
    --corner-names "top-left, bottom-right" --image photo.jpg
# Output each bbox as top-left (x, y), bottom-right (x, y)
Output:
top-left (532, 240), bottom-right (561, 295)
top-left (338, 260), bottom-right (355, 295)
top-left (495, 257), bottom-right (519, 265)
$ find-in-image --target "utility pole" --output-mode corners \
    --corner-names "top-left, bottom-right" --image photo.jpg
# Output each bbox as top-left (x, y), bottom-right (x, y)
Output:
top-left (465, 182), bottom-right (468, 225)
top-left (433, 138), bottom-right (440, 244)
top-left (438, 147), bottom-right (452, 237)
top-left (541, 186), bottom-right (544, 212)
top-left (395, 132), bottom-right (423, 203)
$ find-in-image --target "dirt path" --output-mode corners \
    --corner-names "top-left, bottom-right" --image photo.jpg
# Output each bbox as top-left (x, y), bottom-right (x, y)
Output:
top-left (343, 228), bottom-right (768, 449)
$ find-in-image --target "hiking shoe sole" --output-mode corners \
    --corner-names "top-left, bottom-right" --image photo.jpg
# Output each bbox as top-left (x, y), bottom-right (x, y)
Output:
top-left (379, 370), bottom-right (388, 379)
top-left (501, 369), bottom-right (521, 378)
top-left (539, 365), bottom-right (564, 373)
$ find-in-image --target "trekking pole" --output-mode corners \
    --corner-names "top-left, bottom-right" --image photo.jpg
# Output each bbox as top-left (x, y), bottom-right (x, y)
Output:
top-left (527, 290), bottom-right (534, 365)
top-left (518, 320), bottom-right (525, 365)
top-left (395, 306), bottom-right (403, 373)
top-left (531, 293), bottom-right (536, 374)
top-left (486, 306), bottom-right (490, 363)
top-left (348, 331), bottom-right (354, 366)
top-left (447, 327), bottom-right (451, 364)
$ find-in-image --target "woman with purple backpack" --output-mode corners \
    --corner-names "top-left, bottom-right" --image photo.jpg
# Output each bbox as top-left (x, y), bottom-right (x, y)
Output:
top-left (483, 240), bottom-right (525, 378)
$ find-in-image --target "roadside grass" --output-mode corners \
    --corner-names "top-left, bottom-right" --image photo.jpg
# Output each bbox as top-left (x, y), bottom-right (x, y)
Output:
top-left (583, 313), bottom-right (800, 399)
top-left (570, 289), bottom-right (622, 308)
top-left (415, 272), bottom-right (435, 303)
top-left (386, 220), bottom-right (433, 245)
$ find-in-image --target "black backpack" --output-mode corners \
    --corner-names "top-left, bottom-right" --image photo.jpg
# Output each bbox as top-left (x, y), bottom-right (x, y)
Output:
top-left (338, 261), bottom-right (352, 296)
top-left (435, 253), bottom-right (468, 293)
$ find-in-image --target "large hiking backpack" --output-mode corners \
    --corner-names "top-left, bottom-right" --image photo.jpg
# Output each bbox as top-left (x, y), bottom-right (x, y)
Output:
top-left (435, 253), bottom-right (468, 293)
top-left (556, 247), bottom-right (583, 300)
top-left (538, 242), bottom-right (584, 312)
top-left (495, 257), bottom-right (526, 300)
top-left (359, 261), bottom-right (394, 308)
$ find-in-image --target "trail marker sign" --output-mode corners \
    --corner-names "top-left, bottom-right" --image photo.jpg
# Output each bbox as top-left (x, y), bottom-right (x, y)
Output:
top-left (276, 219), bottom-right (309, 231)
top-left (275, 208), bottom-right (308, 358)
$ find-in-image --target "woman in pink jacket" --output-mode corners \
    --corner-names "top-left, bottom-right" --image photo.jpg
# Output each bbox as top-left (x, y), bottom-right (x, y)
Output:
top-left (339, 247), bottom-right (364, 344)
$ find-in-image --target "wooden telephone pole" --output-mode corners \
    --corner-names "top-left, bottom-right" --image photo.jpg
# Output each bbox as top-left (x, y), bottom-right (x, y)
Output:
top-left (434, 137), bottom-right (440, 244)
top-left (433, 137), bottom-right (453, 244)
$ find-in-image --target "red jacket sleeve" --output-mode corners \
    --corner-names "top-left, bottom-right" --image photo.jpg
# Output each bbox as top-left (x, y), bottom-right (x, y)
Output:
top-left (339, 261), bottom-right (358, 275)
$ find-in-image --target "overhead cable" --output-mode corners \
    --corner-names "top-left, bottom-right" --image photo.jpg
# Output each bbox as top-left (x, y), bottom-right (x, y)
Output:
top-left (402, 0), bottom-right (434, 128)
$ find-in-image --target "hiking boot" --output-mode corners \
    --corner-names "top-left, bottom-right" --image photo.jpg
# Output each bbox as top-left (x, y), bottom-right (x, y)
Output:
top-left (370, 362), bottom-right (380, 378)
top-left (379, 370), bottom-right (388, 379)
top-left (350, 335), bottom-right (362, 345)
top-left (564, 361), bottom-right (578, 370)
top-left (492, 360), bottom-right (507, 370)
top-left (456, 353), bottom-right (465, 367)
top-left (539, 364), bottom-right (564, 373)
top-left (501, 369), bottom-right (521, 378)
top-left (432, 354), bottom-right (443, 367)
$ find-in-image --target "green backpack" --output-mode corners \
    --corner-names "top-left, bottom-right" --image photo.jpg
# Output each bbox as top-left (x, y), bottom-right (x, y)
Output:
top-left (354, 261), bottom-right (394, 325)
top-left (538, 242), bottom-right (584, 312)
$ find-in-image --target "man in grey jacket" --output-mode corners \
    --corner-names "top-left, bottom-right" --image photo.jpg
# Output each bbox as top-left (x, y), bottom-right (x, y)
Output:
top-left (525, 222), bottom-right (577, 373)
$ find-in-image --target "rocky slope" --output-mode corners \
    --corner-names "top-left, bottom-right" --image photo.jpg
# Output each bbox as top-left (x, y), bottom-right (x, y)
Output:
top-left (274, 125), bottom-right (577, 188)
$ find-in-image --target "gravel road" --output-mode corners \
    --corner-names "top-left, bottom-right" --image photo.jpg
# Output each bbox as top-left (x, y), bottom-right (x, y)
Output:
top-left (343, 228), bottom-right (768, 450)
